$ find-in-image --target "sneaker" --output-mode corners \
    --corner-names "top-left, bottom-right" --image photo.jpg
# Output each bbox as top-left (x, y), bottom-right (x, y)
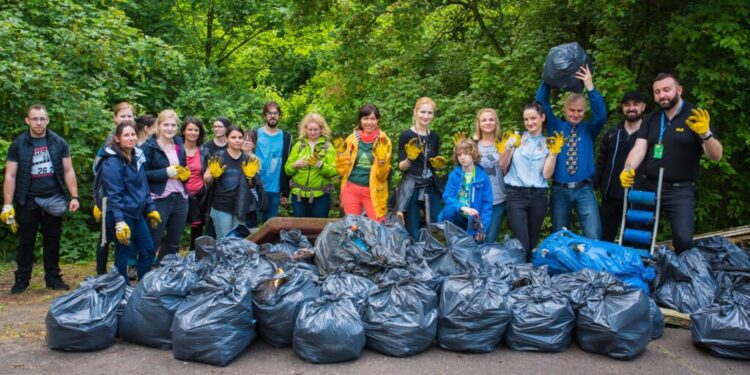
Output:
top-left (11, 280), bottom-right (29, 294)
top-left (45, 278), bottom-right (70, 291)
top-left (127, 265), bottom-right (138, 281)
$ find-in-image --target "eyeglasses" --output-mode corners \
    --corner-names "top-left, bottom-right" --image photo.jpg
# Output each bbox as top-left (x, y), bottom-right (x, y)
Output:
top-left (265, 111), bottom-right (280, 116)
top-left (28, 117), bottom-right (48, 123)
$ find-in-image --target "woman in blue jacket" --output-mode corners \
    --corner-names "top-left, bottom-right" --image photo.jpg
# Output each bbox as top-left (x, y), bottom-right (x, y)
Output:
top-left (438, 138), bottom-right (493, 242)
top-left (102, 121), bottom-right (161, 281)
top-left (142, 109), bottom-right (189, 260)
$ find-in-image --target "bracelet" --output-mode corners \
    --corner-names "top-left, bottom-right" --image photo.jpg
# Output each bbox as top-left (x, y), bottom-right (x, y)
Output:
top-left (701, 132), bottom-right (713, 141)
top-left (71, 196), bottom-right (80, 201)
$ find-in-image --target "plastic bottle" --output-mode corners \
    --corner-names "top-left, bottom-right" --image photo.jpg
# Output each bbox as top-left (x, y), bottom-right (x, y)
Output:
top-left (348, 225), bottom-right (369, 253)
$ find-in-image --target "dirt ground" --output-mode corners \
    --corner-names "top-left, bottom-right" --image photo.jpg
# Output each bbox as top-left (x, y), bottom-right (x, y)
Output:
top-left (0, 262), bottom-right (749, 375)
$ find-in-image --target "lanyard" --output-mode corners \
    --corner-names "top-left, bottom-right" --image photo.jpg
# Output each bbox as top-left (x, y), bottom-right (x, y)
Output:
top-left (658, 101), bottom-right (684, 144)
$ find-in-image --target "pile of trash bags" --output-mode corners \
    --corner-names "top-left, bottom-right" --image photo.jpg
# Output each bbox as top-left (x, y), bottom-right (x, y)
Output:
top-left (57, 216), bottom-right (750, 364)
top-left (653, 236), bottom-right (750, 360)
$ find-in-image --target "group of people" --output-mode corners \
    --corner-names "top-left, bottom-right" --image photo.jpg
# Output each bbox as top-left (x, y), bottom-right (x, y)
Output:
top-left (2, 67), bottom-right (722, 292)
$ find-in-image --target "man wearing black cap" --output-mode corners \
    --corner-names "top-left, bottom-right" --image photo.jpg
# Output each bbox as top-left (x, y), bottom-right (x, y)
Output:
top-left (620, 73), bottom-right (723, 253)
top-left (593, 91), bottom-right (646, 242)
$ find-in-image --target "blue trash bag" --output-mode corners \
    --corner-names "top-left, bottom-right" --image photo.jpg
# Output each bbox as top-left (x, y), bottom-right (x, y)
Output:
top-left (118, 253), bottom-right (204, 349)
top-left (46, 270), bottom-right (126, 351)
top-left (320, 272), bottom-right (375, 310)
top-left (506, 285), bottom-right (576, 352)
top-left (293, 295), bottom-right (366, 363)
top-left (421, 222), bottom-right (481, 278)
top-left (253, 266), bottom-right (320, 348)
top-left (480, 236), bottom-right (527, 270)
top-left (649, 298), bottom-right (665, 340)
top-left (551, 269), bottom-right (621, 311)
top-left (576, 285), bottom-right (652, 360)
top-left (653, 247), bottom-right (717, 314)
top-left (542, 42), bottom-right (594, 93)
top-left (171, 271), bottom-right (256, 366)
top-left (691, 302), bottom-right (750, 359)
top-left (533, 229), bottom-right (654, 293)
top-left (362, 278), bottom-right (438, 357)
top-left (438, 272), bottom-right (511, 352)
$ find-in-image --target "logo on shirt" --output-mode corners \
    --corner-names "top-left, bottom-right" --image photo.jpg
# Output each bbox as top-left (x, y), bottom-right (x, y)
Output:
top-left (31, 146), bottom-right (54, 178)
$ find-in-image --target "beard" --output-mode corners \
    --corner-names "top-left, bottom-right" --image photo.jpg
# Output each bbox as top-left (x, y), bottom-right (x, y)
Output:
top-left (659, 94), bottom-right (680, 110)
top-left (624, 111), bottom-right (642, 122)
top-left (266, 119), bottom-right (278, 127)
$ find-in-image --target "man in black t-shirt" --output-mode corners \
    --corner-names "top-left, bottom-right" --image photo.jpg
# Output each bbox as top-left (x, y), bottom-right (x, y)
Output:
top-left (620, 74), bottom-right (723, 252)
top-left (2, 104), bottom-right (80, 293)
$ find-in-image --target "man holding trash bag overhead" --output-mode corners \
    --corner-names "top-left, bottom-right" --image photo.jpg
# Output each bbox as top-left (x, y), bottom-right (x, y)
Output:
top-left (620, 73), bottom-right (722, 253)
top-left (536, 64), bottom-right (607, 240)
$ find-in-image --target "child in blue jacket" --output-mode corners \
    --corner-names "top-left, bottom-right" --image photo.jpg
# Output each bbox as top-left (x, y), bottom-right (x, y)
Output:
top-left (438, 138), bottom-right (493, 241)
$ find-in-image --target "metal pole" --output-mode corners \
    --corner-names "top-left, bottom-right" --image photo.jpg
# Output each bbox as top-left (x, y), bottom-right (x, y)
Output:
top-left (618, 188), bottom-right (628, 246)
top-left (650, 168), bottom-right (665, 256)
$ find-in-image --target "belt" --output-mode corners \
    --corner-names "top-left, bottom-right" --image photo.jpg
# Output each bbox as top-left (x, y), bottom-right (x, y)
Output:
top-left (292, 181), bottom-right (335, 203)
top-left (552, 179), bottom-right (591, 189)
top-left (649, 180), bottom-right (695, 188)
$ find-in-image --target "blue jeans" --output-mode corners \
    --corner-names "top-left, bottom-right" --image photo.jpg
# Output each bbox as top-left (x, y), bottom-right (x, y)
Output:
top-left (550, 184), bottom-right (602, 240)
top-left (151, 193), bottom-right (188, 260)
top-left (210, 208), bottom-right (244, 239)
top-left (107, 212), bottom-right (154, 282)
top-left (404, 188), bottom-right (443, 240)
top-left (262, 191), bottom-right (281, 223)
top-left (291, 193), bottom-right (331, 218)
top-left (484, 202), bottom-right (506, 243)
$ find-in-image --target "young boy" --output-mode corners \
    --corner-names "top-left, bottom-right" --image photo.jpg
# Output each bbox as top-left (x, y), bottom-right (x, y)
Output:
top-left (438, 138), bottom-right (493, 242)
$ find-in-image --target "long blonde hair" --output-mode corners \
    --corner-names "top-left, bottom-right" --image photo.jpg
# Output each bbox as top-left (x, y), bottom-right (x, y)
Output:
top-left (472, 108), bottom-right (500, 141)
top-left (155, 109), bottom-right (180, 137)
top-left (297, 112), bottom-right (331, 139)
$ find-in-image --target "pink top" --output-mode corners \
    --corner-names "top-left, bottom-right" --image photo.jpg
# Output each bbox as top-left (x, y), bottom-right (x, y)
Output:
top-left (152, 145), bottom-right (187, 200)
top-left (185, 148), bottom-right (204, 196)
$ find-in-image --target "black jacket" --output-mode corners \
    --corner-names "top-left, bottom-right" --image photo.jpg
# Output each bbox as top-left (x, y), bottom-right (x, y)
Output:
top-left (141, 135), bottom-right (188, 196)
top-left (593, 122), bottom-right (639, 200)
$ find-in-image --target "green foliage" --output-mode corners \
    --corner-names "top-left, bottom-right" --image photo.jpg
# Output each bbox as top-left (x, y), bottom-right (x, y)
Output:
top-left (1, 0), bottom-right (749, 260)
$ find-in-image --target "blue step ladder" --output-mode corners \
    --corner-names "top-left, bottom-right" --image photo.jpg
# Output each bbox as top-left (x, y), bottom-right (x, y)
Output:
top-left (618, 168), bottom-right (663, 257)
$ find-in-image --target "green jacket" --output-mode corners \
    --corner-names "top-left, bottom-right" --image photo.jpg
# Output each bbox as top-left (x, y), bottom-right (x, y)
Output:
top-left (284, 137), bottom-right (338, 198)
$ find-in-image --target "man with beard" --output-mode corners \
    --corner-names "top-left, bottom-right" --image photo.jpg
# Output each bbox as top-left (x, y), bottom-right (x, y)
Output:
top-left (621, 73), bottom-right (723, 252)
top-left (593, 91), bottom-right (647, 242)
top-left (254, 101), bottom-right (291, 221)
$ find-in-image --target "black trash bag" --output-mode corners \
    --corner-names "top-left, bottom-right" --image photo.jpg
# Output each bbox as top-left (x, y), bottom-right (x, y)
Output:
top-left (691, 302), bottom-right (750, 359)
top-left (694, 236), bottom-right (750, 270)
top-left (371, 261), bottom-right (443, 293)
top-left (118, 253), bottom-right (203, 349)
top-left (576, 285), bottom-right (652, 360)
top-left (46, 270), bottom-right (126, 351)
top-left (420, 223), bottom-right (480, 279)
top-left (362, 278), bottom-right (438, 357)
top-left (262, 229), bottom-right (315, 267)
top-left (320, 272), bottom-right (375, 309)
top-left (438, 272), bottom-right (511, 352)
top-left (208, 237), bottom-right (260, 268)
top-left (384, 219), bottom-right (413, 257)
top-left (506, 285), bottom-right (575, 352)
top-left (232, 253), bottom-right (277, 290)
top-left (314, 215), bottom-right (406, 277)
top-left (253, 266), bottom-right (320, 347)
top-left (542, 42), bottom-right (594, 93)
top-left (171, 272), bottom-right (255, 366)
top-left (715, 271), bottom-right (750, 308)
top-left (492, 263), bottom-right (551, 290)
top-left (649, 298), bottom-right (665, 340)
top-left (480, 237), bottom-right (527, 269)
top-left (226, 223), bottom-right (251, 238)
top-left (551, 269), bottom-right (621, 311)
top-left (654, 248), bottom-right (717, 314)
top-left (293, 295), bottom-right (366, 363)
top-left (115, 284), bottom-right (133, 338)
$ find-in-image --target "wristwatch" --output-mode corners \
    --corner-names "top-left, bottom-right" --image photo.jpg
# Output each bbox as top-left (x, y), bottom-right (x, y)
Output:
top-left (71, 196), bottom-right (80, 201)
top-left (701, 131), bottom-right (713, 142)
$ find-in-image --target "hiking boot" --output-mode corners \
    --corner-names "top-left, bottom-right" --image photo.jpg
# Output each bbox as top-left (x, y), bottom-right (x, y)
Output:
top-left (11, 279), bottom-right (29, 294)
top-left (45, 277), bottom-right (70, 291)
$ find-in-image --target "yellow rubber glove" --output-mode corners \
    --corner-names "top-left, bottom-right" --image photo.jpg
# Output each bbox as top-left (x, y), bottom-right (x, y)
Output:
top-left (373, 139), bottom-right (390, 162)
top-left (405, 138), bottom-right (423, 160)
top-left (242, 157), bottom-right (261, 178)
top-left (505, 133), bottom-right (522, 150)
top-left (453, 131), bottom-right (467, 146)
top-left (685, 108), bottom-right (711, 137)
top-left (175, 165), bottom-right (191, 182)
top-left (147, 210), bottom-right (162, 229)
top-left (429, 155), bottom-right (449, 170)
top-left (333, 137), bottom-right (346, 154)
top-left (207, 156), bottom-right (226, 179)
top-left (307, 147), bottom-right (322, 167)
top-left (546, 131), bottom-right (565, 155)
top-left (93, 205), bottom-right (102, 223)
top-left (496, 132), bottom-right (511, 154)
top-left (620, 168), bottom-right (635, 188)
top-left (1, 205), bottom-right (18, 234)
top-left (115, 221), bottom-right (131, 246)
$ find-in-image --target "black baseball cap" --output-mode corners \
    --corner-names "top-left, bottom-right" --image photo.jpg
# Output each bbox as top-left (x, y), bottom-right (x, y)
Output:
top-left (621, 90), bottom-right (645, 103)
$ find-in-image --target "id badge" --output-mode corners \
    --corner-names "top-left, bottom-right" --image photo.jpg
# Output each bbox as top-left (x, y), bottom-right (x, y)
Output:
top-left (653, 143), bottom-right (664, 159)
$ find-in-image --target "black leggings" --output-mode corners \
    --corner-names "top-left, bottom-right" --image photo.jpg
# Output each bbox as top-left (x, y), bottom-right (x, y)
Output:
top-left (506, 186), bottom-right (548, 255)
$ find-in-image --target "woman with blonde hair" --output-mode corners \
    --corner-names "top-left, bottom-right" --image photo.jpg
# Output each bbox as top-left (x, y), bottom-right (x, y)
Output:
top-left (394, 97), bottom-right (447, 239)
top-left (142, 109), bottom-right (190, 261)
top-left (335, 104), bottom-right (392, 223)
top-left (472, 108), bottom-right (507, 243)
top-left (284, 113), bottom-right (337, 218)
